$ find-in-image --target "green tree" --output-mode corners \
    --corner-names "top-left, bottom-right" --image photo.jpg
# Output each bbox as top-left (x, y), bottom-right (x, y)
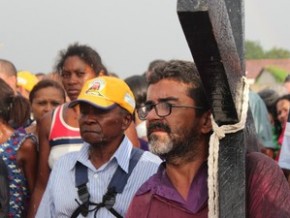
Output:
top-left (245, 40), bottom-right (290, 59)
top-left (264, 48), bottom-right (290, 59)
top-left (245, 41), bottom-right (264, 59)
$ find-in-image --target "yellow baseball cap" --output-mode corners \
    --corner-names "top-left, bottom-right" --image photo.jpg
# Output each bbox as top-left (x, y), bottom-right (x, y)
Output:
top-left (17, 71), bottom-right (39, 92)
top-left (69, 76), bottom-right (136, 114)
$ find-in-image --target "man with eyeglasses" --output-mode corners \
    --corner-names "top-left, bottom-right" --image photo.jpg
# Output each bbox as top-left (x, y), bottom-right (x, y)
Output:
top-left (126, 60), bottom-right (290, 218)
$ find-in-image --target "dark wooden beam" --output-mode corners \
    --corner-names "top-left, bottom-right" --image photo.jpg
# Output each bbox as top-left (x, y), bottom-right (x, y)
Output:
top-left (177, 0), bottom-right (247, 217)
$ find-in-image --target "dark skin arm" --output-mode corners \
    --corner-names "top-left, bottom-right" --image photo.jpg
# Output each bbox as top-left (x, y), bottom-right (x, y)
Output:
top-left (27, 112), bottom-right (52, 218)
top-left (17, 137), bottom-right (38, 194)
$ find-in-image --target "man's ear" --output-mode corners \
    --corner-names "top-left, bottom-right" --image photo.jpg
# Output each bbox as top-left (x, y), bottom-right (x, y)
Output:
top-left (200, 111), bottom-right (212, 134)
top-left (122, 113), bottom-right (133, 130)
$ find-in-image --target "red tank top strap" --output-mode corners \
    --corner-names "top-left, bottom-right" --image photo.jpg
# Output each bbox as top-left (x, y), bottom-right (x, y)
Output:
top-left (49, 105), bottom-right (62, 140)
top-left (49, 104), bottom-right (80, 141)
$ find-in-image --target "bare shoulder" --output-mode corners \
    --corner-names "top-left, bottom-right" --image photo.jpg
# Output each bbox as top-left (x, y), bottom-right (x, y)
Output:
top-left (19, 136), bottom-right (37, 152)
top-left (17, 135), bottom-right (38, 164)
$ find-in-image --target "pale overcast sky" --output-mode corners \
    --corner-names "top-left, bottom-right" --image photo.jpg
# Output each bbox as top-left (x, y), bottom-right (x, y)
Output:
top-left (1, 0), bottom-right (289, 78)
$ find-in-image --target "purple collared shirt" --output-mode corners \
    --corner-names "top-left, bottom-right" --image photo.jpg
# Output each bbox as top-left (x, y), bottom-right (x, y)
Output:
top-left (127, 152), bottom-right (290, 218)
top-left (135, 162), bottom-right (208, 214)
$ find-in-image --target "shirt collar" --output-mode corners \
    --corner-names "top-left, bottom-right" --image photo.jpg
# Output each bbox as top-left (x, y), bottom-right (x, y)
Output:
top-left (110, 136), bottom-right (132, 173)
top-left (137, 161), bottom-right (208, 213)
top-left (70, 136), bottom-right (133, 173)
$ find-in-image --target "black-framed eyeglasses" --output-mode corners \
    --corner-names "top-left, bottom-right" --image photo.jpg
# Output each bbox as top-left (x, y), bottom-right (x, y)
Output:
top-left (137, 101), bottom-right (203, 120)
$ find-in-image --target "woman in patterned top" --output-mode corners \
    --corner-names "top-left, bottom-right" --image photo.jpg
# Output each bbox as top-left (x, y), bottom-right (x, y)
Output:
top-left (0, 78), bottom-right (38, 217)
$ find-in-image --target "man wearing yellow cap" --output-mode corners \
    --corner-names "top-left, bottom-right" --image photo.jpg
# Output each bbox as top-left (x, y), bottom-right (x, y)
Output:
top-left (17, 71), bottom-right (39, 99)
top-left (36, 76), bottom-right (161, 218)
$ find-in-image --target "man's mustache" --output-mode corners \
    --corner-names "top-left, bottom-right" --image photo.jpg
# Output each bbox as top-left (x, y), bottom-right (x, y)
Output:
top-left (147, 122), bottom-right (171, 135)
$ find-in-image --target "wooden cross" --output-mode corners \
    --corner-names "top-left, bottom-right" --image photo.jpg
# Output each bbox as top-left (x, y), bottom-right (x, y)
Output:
top-left (177, 0), bottom-right (252, 217)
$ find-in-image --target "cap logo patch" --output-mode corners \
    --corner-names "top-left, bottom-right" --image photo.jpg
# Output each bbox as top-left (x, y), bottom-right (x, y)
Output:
top-left (85, 79), bottom-right (105, 96)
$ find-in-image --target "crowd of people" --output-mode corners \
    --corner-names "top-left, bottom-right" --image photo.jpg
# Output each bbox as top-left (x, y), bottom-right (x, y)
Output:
top-left (0, 42), bottom-right (290, 217)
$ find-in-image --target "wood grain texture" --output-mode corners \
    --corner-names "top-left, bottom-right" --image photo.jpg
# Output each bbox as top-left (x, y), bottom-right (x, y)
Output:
top-left (177, 0), bottom-right (247, 217)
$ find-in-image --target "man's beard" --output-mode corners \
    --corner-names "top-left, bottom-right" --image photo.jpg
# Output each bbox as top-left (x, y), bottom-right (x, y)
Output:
top-left (148, 121), bottom-right (201, 163)
top-left (149, 133), bottom-right (174, 156)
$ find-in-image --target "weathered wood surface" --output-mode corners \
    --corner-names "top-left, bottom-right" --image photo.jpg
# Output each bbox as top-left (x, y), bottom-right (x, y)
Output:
top-left (177, 0), bottom-right (247, 217)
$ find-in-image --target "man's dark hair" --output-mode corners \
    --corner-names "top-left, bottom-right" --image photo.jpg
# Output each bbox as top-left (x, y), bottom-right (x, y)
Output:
top-left (0, 59), bottom-right (17, 77)
top-left (147, 59), bottom-right (166, 72)
top-left (148, 60), bottom-right (210, 116)
top-left (55, 42), bottom-right (108, 76)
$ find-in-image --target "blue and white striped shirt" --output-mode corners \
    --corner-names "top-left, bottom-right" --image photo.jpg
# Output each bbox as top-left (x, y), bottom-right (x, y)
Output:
top-left (36, 136), bottom-right (161, 218)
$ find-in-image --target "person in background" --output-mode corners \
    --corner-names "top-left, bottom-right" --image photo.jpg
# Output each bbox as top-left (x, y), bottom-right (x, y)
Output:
top-left (28, 43), bottom-right (108, 217)
top-left (126, 60), bottom-right (290, 218)
top-left (248, 90), bottom-right (277, 158)
top-left (275, 94), bottom-right (290, 161)
top-left (36, 76), bottom-right (161, 217)
top-left (283, 74), bottom-right (290, 94)
top-left (43, 71), bottom-right (71, 101)
top-left (28, 43), bottom-right (140, 217)
top-left (0, 59), bottom-right (18, 94)
top-left (144, 59), bottom-right (166, 80)
top-left (17, 71), bottom-right (39, 99)
top-left (125, 74), bottom-right (149, 150)
top-left (108, 71), bottom-right (119, 77)
top-left (26, 79), bottom-right (66, 137)
top-left (258, 88), bottom-right (281, 159)
top-left (45, 71), bottom-right (63, 82)
top-left (0, 78), bottom-right (38, 217)
top-left (35, 72), bottom-right (46, 81)
top-left (278, 110), bottom-right (290, 186)
top-left (0, 158), bottom-right (9, 217)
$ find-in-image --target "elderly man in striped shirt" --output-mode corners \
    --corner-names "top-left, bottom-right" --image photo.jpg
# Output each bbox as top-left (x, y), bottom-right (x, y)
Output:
top-left (36, 76), bottom-right (161, 218)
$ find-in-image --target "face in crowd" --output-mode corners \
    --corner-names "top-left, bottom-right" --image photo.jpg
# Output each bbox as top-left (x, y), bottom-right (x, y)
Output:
top-left (78, 103), bottom-right (131, 146)
top-left (276, 97), bottom-right (290, 128)
top-left (29, 80), bottom-right (66, 122)
top-left (61, 56), bottom-right (97, 101)
top-left (137, 60), bottom-right (212, 163)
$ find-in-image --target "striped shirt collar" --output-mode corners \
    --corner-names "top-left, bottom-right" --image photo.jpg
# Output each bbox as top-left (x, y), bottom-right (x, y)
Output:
top-left (70, 135), bottom-right (133, 173)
